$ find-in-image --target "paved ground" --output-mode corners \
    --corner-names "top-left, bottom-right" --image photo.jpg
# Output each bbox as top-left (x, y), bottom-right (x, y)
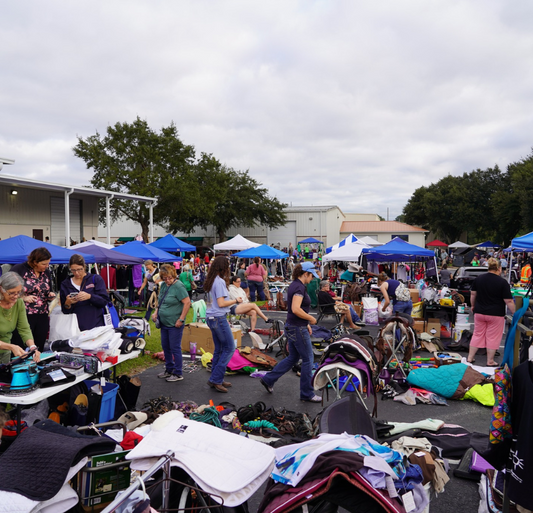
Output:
top-left (134, 309), bottom-right (494, 513)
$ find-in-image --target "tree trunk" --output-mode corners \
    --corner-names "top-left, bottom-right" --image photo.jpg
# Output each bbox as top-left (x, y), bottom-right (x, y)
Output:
top-left (217, 228), bottom-right (226, 243)
top-left (140, 220), bottom-right (150, 243)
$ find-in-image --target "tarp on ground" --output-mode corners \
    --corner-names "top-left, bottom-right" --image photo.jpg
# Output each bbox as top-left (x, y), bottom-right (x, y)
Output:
top-left (511, 232), bottom-right (533, 251)
top-left (299, 237), bottom-right (323, 244)
top-left (233, 244), bottom-right (289, 259)
top-left (75, 243), bottom-right (144, 265)
top-left (322, 241), bottom-right (370, 262)
top-left (326, 234), bottom-right (359, 254)
top-left (149, 234), bottom-right (196, 252)
top-left (448, 241), bottom-right (471, 249)
top-left (0, 235), bottom-right (96, 264)
top-left (426, 239), bottom-right (448, 247)
top-left (70, 240), bottom-right (115, 250)
top-left (363, 237), bottom-right (435, 262)
top-left (111, 241), bottom-right (179, 262)
top-left (213, 234), bottom-right (260, 251)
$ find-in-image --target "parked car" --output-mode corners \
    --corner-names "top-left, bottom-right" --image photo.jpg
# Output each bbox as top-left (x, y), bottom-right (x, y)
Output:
top-left (450, 266), bottom-right (489, 304)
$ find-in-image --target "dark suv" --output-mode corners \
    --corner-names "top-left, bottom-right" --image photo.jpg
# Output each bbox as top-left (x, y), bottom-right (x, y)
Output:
top-left (450, 266), bottom-right (489, 304)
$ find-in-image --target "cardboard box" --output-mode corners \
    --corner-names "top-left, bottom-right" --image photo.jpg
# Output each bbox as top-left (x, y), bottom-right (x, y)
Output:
top-left (352, 303), bottom-right (362, 317)
top-left (181, 322), bottom-right (242, 354)
top-left (426, 318), bottom-right (441, 338)
top-left (410, 289), bottom-right (420, 302)
top-left (433, 351), bottom-right (462, 366)
top-left (413, 320), bottom-right (426, 335)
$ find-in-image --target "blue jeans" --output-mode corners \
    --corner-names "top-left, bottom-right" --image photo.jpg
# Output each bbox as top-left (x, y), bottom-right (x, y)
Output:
top-left (206, 315), bottom-right (235, 385)
top-left (349, 306), bottom-right (361, 323)
top-left (262, 324), bottom-right (315, 400)
top-left (248, 280), bottom-right (265, 302)
top-left (393, 300), bottom-right (413, 315)
top-left (161, 325), bottom-right (184, 376)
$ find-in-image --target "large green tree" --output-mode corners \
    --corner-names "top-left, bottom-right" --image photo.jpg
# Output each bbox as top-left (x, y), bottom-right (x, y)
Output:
top-left (74, 118), bottom-right (287, 242)
top-left (174, 153), bottom-right (288, 242)
top-left (73, 117), bottom-right (197, 241)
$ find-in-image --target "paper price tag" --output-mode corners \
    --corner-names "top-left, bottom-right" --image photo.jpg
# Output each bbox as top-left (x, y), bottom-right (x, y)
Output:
top-left (401, 491), bottom-right (416, 512)
top-left (385, 476), bottom-right (398, 498)
top-left (49, 369), bottom-right (65, 382)
top-left (414, 451), bottom-right (426, 457)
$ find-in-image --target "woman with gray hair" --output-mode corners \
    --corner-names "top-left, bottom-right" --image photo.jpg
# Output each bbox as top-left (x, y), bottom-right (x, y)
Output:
top-left (0, 272), bottom-right (40, 364)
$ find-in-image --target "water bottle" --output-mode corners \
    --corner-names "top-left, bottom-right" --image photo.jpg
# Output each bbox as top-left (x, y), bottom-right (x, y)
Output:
top-left (190, 341), bottom-right (197, 362)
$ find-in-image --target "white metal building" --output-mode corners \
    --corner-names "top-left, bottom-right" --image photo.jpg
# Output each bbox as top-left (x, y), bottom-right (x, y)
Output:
top-left (0, 174), bottom-right (155, 246)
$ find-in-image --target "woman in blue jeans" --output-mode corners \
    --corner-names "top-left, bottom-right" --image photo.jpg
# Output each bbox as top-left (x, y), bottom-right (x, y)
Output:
top-left (204, 256), bottom-right (243, 393)
top-left (260, 262), bottom-right (322, 403)
top-left (152, 264), bottom-right (191, 382)
top-left (378, 272), bottom-right (413, 315)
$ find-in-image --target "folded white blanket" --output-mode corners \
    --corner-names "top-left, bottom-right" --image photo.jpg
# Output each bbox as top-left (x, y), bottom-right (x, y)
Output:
top-left (126, 413), bottom-right (275, 506)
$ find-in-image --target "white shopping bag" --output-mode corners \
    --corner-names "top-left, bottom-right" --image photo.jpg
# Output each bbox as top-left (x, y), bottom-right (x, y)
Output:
top-left (49, 309), bottom-right (81, 341)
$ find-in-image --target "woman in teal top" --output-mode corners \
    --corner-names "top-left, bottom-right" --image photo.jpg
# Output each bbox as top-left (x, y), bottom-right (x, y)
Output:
top-left (152, 264), bottom-right (191, 382)
top-left (0, 272), bottom-right (40, 364)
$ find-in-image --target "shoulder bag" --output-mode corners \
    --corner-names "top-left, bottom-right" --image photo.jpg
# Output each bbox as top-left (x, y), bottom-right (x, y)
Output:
top-left (155, 282), bottom-right (173, 329)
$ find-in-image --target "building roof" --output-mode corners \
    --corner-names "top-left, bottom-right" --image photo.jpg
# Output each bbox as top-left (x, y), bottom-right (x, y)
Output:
top-left (340, 221), bottom-right (427, 233)
top-left (0, 174), bottom-right (155, 203)
top-left (286, 205), bottom-right (339, 213)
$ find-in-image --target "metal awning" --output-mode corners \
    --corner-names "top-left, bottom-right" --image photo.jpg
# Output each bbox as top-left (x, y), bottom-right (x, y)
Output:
top-left (0, 174), bottom-right (156, 246)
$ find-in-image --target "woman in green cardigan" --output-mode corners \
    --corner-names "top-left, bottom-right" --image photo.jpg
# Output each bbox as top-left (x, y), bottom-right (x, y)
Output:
top-left (0, 272), bottom-right (40, 364)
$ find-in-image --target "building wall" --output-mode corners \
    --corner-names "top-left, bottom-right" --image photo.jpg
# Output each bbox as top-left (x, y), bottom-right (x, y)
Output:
top-left (344, 213), bottom-right (381, 221)
top-left (0, 184), bottom-right (99, 243)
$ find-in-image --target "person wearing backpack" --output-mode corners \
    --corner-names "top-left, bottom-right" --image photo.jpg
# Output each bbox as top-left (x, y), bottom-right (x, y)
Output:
top-left (378, 272), bottom-right (413, 315)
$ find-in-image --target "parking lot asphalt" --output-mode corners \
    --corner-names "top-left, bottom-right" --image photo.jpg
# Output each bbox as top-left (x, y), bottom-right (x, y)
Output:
top-left (135, 308), bottom-right (495, 513)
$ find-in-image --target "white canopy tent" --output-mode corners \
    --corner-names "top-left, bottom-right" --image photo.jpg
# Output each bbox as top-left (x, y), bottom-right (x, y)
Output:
top-left (448, 241), bottom-right (470, 249)
top-left (322, 240), bottom-right (370, 262)
top-left (358, 236), bottom-right (382, 247)
top-left (326, 233), bottom-right (358, 253)
top-left (70, 240), bottom-right (115, 250)
top-left (213, 234), bottom-right (260, 251)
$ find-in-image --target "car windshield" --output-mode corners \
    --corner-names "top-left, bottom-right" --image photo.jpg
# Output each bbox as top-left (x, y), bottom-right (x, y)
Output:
top-left (455, 267), bottom-right (489, 278)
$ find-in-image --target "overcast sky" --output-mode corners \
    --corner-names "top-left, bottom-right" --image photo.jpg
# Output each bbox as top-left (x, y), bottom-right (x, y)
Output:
top-left (2, 1), bottom-right (533, 221)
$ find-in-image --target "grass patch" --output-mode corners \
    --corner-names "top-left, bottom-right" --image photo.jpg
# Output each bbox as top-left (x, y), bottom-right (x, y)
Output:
top-left (114, 308), bottom-right (196, 377)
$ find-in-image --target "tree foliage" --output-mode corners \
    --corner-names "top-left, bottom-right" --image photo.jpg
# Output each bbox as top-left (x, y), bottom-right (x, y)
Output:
top-left (402, 151), bottom-right (533, 246)
top-left (73, 118), bottom-right (287, 241)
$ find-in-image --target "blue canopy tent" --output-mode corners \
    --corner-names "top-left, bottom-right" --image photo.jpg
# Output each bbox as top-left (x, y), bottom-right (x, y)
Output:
top-left (233, 245), bottom-right (289, 259)
top-left (299, 237), bottom-right (323, 244)
top-left (111, 241), bottom-right (179, 262)
top-left (0, 235), bottom-right (96, 264)
top-left (510, 232), bottom-right (533, 251)
top-left (76, 244), bottom-right (144, 265)
top-left (477, 241), bottom-right (501, 249)
top-left (362, 237), bottom-right (435, 262)
top-left (149, 234), bottom-right (196, 253)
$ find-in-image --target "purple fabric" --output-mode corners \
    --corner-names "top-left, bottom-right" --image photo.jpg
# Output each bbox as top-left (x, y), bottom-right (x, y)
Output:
top-left (132, 264), bottom-right (143, 288)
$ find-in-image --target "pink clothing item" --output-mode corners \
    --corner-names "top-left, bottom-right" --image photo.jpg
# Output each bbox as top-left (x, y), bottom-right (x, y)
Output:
top-left (227, 349), bottom-right (252, 370)
top-left (470, 313), bottom-right (505, 350)
top-left (246, 263), bottom-right (266, 283)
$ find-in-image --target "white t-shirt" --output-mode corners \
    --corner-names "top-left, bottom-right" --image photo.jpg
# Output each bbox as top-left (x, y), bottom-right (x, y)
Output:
top-left (228, 284), bottom-right (248, 304)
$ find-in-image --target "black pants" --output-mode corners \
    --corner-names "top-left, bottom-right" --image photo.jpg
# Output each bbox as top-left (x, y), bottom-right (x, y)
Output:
top-left (12, 313), bottom-right (50, 352)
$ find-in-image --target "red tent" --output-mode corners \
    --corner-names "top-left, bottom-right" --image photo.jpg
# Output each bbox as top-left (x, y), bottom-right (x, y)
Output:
top-left (426, 239), bottom-right (448, 247)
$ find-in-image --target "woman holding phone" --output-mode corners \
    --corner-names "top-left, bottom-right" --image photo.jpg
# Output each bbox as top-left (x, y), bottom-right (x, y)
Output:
top-left (60, 254), bottom-right (110, 331)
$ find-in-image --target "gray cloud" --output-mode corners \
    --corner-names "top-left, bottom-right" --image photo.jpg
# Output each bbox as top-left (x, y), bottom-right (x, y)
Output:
top-left (2, 0), bottom-right (533, 221)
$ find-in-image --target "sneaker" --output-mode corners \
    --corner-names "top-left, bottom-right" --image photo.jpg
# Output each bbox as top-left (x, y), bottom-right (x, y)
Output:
top-left (354, 321), bottom-right (366, 327)
top-left (301, 395), bottom-right (322, 403)
top-left (260, 378), bottom-right (273, 394)
top-left (158, 370), bottom-right (172, 379)
top-left (166, 374), bottom-right (183, 382)
top-left (265, 318), bottom-right (273, 323)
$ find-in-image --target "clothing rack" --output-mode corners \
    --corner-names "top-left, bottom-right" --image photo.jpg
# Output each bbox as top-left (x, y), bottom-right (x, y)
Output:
top-left (101, 450), bottom-right (224, 512)
top-left (101, 451), bottom-right (174, 513)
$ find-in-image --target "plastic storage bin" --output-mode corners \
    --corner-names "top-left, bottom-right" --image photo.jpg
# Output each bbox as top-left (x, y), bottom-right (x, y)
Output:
top-left (338, 375), bottom-right (360, 392)
top-left (85, 380), bottom-right (120, 423)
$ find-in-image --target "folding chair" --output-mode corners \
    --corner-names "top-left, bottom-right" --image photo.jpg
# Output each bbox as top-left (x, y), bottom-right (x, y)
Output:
top-left (191, 300), bottom-right (207, 323)
top-left (316, 300), bottom-right (341, 324)
top-left (377, 316), bottom-right (414, 379)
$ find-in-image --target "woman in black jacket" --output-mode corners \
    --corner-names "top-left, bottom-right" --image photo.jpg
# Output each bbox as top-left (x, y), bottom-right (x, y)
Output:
top-left (60, 254), bottom-right (109, 331)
